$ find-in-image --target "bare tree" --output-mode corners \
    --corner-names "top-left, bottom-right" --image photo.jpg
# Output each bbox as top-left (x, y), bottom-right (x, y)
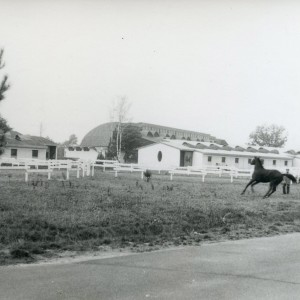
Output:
top-left (109, 96), bottom-right (131, 160)
top-left (0, 49), bottom-right (10, 101)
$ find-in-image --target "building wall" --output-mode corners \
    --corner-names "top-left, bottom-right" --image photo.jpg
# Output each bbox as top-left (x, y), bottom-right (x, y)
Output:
top-left (64, 148), bottom-right (99, 161)
top-left (138, 144), bottom-right (180, 170)
top-left (2, 147), bottom-right (47, 160)
top-left (138, 143), bottom-right (294, 171)
top-left (141, 125), bottom-right (212, 142)
top-left (202, 153), bottom-right (292, 170)
top-left (292, 156), bottom-right (300, 168)
top-left (192, 152), bottom-right (204, 167)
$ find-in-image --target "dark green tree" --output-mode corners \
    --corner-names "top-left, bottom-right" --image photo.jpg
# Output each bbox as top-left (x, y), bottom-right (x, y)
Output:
top-left (249, 124), bottom-right (287, 147)
top-left (121, 125), bottom-right (143, 162)
top-left (106, 129), bottom-right (118, 160)
top-left (61, 134), bottom-right (78, 146)
top-left (0, 49), bottom-right (10, 102)
top-left (0, 49), bottom-right (11, 154)
top-left (106, 125), bottom-right (143, 162)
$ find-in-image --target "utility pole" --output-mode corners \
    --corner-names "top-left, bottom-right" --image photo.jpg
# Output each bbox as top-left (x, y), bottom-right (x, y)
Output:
top-left (39, 122), bottom-right (43, 137)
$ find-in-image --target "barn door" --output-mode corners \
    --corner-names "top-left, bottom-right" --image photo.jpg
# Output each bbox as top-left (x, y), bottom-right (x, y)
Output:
top-left (180, 151), bottom-right (193, 167)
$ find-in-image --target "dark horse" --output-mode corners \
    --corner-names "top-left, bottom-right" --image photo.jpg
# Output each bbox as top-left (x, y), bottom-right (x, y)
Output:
top-left (241, 157), bottom-right (297, 198)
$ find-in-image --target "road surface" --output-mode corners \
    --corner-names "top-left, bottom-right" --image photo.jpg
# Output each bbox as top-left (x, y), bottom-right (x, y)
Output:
top-left (1, 233), bottom-right (300, 300)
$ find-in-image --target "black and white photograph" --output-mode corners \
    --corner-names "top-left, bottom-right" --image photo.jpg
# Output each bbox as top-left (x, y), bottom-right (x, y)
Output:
top-left (1, 1), bottom-right (300, 299)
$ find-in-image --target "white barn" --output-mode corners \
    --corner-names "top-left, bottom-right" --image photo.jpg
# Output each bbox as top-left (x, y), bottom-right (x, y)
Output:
top-left (57, 145), bottom-right (98, 161)
top-left (138, 140), bottom-right (295, 171)
top-left (1, 131), bottom-right (57, 160)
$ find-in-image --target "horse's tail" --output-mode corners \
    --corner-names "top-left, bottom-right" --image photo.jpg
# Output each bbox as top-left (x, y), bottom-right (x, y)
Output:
top-left (283, 174), bottom-right (297, 183)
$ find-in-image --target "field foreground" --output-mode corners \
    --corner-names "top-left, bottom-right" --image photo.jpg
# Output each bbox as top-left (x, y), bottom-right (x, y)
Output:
top-left (1, 170), bottom-right (300, 265)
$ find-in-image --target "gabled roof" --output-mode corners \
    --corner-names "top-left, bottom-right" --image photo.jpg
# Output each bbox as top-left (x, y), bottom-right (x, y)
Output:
top-left (138, 139), bottom-right (295, 159)
top-left (4, 131), bottom-right (57, 149)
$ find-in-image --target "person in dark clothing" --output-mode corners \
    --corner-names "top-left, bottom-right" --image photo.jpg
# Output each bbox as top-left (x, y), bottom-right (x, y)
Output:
top-left (282, 169), bottom-right (292, 194)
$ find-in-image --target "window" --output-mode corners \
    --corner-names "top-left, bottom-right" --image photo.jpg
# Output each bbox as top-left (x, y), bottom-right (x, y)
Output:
top-left (32, 150), bottom-right (38, 158)
top-left (208, 156), bottom-right (212, 162)
top-left (157, 151), bottom-right (162, 162)
top-left (248, 158), bottom-right (252, 164)
top-left (285, 160), bottom-right (288, 166)
top-left (222, 157), bottom-right (226, 163)
top-left (273, 160), bottom-right (276, 166)
top-left (11, 149), bottom-right (17, 158)
top-left (235, 158), bottom-right (239, 164)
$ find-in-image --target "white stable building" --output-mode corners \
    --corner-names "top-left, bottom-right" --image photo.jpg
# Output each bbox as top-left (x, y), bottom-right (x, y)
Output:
top-left (57, 145), bottom-right (98, 161)
top-left (138, 140), bottom-right (297, 171)
top-left (1, 131), bottom-right (57, 160)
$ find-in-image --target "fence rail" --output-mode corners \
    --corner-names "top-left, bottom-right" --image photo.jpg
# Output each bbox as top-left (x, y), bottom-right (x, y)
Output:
top-left (1, 158), bottom-right (300, 184)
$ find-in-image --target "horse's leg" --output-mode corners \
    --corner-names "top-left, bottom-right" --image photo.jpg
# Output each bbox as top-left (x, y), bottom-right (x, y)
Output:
top-left (263, 183), bottom-right (273, 199)
top-left (266, 185), bottom-right (277, 198)
top-left (266, 180), bottom-right (282, 198)
top-left (250, 181), bottom-right (259, 193)
top-left (241, 179), bottom-right (256, 195)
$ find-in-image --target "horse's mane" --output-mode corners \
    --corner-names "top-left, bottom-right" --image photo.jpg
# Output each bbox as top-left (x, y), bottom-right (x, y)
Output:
top-left (255, 157), bottom-right (264, 168)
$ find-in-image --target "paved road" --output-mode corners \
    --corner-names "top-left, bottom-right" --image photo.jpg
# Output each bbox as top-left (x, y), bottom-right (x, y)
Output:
top-left (2, 233), bottom-right (300, 300)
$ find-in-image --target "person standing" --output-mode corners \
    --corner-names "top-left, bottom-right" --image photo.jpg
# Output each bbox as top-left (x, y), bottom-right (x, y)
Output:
top-left (282, 169), bottom-right (292, 194)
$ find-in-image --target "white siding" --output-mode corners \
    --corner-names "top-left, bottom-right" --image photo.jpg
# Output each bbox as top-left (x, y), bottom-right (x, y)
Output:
top-left (64, 149), bottom-right (98, 161)
top-left (192, 152), bottom-right (204, 167)
top-left (202, 154), bottom-right (292, 170)
top-left (138, 143), bottom-right (180, 170)
top-left (1, 147), bottom-right (47, 160)
top-left (293, 157), bottom-right (300, 168)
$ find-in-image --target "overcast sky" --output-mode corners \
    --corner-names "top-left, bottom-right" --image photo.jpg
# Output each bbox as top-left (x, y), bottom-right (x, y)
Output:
top-left (1, 0), bottom-right (300, 148)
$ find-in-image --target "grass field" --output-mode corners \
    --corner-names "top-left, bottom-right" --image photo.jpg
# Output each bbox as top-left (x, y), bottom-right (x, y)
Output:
top-left (1, 169), bottom-right (300, 265)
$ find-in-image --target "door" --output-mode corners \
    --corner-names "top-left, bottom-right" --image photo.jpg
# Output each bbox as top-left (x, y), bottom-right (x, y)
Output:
top-left (180, 151), bottom-right (193, 167)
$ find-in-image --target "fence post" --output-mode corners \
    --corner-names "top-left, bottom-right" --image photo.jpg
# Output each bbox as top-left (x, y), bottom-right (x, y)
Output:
top-left (82, 163), bottom-right (85, 177)
top-left (76, 163), bottom-right (80, 178)
top-left (91, 163), bottom-right (95, 176)
top-left (86, 163), bottom-right (91, 176)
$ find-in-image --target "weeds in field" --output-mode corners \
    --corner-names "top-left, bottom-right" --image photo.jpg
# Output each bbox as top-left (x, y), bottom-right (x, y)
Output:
top-left (0, 171), bottom-right (300, 264)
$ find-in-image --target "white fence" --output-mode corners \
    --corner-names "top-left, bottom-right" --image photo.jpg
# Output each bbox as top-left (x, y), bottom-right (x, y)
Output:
top-left (1, 158), bottom-right (299, 184)
top-left (168, 166), bottom-right (253, 183)
top-left (0, 158), bottom-right (92, 182)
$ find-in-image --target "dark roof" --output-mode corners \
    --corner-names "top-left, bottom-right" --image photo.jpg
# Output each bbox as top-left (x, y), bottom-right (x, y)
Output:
top-left (182, 142), bottom-right (197, 148)
top-left (258, 148), bottom-right (270, 153)
top-left (195, 143), bottom-right (209, 149)
top-left (81, 122), bottom-right (116, 147)
top-left (208, 144), bottom-right (221, 150)
top-left (247, 147), bottom-right (258, 153)
top-left (136, 122), bottom-right (212, 137)
top-left (5, 131), bottom-right (57, 149)
top-left (81, 122), bottom-right (226, 148)
top-left (235, 146), bottom-right (246, 152)
top-left (222, 145), bottom-right (233, 151)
